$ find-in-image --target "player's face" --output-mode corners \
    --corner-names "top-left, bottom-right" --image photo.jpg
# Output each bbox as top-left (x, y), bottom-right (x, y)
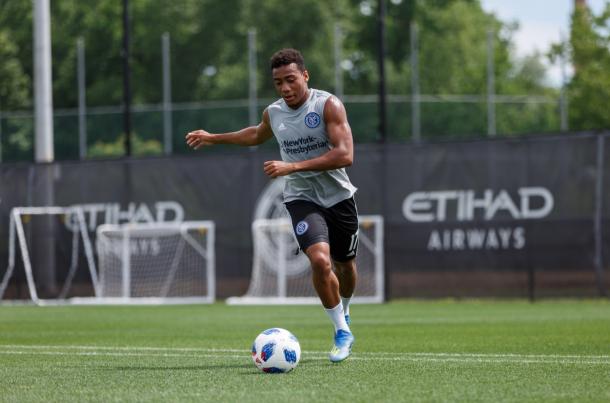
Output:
top-left (272, 63), bottom-right (309, 108)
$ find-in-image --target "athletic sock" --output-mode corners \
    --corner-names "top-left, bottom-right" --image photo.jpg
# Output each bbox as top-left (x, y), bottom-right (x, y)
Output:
top-left (325, 302), bottom-right (350, 333)
top-left (341, 295), bottom-right (352, 316)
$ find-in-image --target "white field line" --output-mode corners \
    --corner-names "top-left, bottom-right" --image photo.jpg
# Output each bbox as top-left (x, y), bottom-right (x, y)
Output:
top-left (0, 345), bottom-right (609, 365)
top-left (355, 316), bottom-right (610, 324)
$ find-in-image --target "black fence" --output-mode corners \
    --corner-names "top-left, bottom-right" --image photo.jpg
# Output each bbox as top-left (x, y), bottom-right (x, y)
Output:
top-left (1, 131), bottom-right (608, 299)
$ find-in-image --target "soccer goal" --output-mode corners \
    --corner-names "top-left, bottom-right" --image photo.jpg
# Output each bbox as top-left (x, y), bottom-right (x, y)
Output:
top-left (226, 215), bottom-right (384, 305)
top-left (94, 221), bottom-right (215, 304)
top-left (0, 206), bottom-right (99, 305)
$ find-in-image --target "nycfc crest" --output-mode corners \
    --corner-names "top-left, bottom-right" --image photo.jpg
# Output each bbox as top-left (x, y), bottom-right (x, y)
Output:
top-left (304, 112), bottom-right (321, 128)
top-left (295, 221), bottom-right (309, 235)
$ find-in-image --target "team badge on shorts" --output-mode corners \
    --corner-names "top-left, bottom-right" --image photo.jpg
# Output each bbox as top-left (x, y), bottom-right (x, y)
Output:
top-left (295, 221), bottom-right (309, 235)
top-left (304, 112), bottom-right (321, 128)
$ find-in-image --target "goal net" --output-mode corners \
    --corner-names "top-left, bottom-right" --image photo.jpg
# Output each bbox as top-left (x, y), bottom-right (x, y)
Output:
top-left (0, 206), bottom-right (99, 305)
top-left (227, 215), bottom-right (384, 305)
top-left (95, 221), bottom-right (215, 304)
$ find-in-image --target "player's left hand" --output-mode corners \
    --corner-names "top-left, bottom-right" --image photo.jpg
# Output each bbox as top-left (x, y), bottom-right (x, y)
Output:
top-left (263, 161), bottom-right (296, 178)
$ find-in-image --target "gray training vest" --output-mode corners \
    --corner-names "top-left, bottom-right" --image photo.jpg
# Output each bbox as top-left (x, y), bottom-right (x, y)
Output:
top-left (267, 88), bottom-right (357, 208)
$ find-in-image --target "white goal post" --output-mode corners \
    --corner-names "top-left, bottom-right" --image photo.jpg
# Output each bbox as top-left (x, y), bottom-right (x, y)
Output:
top-left (94, 221), bottom-right (215, 304)
top-left (227, 215), bottom-right (384, 305)
top-left (0, 207), bottom-right (216, 305)
top-left (0, 206), bottom-right (99, 305)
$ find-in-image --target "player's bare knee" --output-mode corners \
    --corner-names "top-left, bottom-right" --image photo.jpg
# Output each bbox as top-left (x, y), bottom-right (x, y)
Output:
top-left (309, 252), bottom-right (332, 276)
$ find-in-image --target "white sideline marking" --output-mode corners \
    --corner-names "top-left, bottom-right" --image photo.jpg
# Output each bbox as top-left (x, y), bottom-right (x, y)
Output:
top-left (0, 345), bottom-right (609, 365)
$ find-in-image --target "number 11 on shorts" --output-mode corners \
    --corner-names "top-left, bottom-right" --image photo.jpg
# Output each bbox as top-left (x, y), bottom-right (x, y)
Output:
top-left (347, 231), bottom-right (358, 257)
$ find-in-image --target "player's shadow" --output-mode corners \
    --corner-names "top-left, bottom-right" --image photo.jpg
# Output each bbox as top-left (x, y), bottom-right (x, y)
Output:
top-left (94, 359), bottom-right (320, 374)
top-left (105, 363), bottom-right (250, 371)
top-left (240, 358), bottom-right (318, 376)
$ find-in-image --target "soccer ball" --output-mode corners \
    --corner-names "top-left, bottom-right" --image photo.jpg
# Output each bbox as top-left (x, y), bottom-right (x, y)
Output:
top-left (251, 328), bottom-right (301, 373)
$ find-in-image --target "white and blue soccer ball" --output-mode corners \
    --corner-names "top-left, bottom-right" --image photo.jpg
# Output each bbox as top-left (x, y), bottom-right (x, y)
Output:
top-left (251, 328), bottom-right (301, 373)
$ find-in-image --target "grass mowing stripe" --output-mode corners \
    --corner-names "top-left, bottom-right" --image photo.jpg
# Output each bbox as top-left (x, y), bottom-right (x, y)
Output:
top-left (1, 302), bottom-right (608, 402)
top-left (2, 346), bottom-right (609, 365)
top-left (1, 351), bottom-right (608, 365)
top-left (2, 344), bottom-right (610, 360)
top-left (0, 350), bottom-right (246, 359)
top-left (0, 344), bottom-right (245, 353)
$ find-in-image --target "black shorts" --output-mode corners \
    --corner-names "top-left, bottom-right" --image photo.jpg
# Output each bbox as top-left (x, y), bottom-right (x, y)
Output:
top-left (285, 197), bottom-right (359, 262)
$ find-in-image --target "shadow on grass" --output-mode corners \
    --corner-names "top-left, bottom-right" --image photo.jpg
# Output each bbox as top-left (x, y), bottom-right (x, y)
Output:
top-left (74, 358), bottom-right (325, 373)
top-left (239, 359), bottom-right (335, 376)
top-left (99, 363), bottom-right (251, 371)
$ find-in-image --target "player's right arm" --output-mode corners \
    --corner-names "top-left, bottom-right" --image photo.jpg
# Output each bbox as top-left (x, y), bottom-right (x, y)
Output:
top-left (186, 108), bottom-right (274, 149)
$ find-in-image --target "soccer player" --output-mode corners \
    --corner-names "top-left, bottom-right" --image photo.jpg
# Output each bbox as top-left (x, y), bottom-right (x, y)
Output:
top-left (186, 48), bottom-right (358, 363)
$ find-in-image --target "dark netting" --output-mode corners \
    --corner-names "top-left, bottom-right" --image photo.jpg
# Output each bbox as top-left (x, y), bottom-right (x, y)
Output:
top-left (0, 133), bottom-right (608, 300)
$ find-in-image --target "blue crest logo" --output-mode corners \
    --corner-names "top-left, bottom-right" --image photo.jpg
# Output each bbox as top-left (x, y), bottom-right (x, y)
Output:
top-left (295, 221), bottom-right (309, 235)
top-left (304, 112), bottom-right (321, 128)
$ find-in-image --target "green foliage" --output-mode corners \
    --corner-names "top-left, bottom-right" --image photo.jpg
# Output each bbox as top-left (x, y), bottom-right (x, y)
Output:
top-left (2, 117), bottom-right (33, 161)
top-left (0, 1), bottom-right (31, 110)
top-left (88, 133), bottom-right (162, 158)
top-left (0, 31), bottom-right (30, 110)
top-left (418, 1), bottom-right (497, 94)
top-left (2, 0), bottom-right (602, 162)
top-left (567, 3), bottom-right (610, 130)
top-left (0, 24), bottom-right (33, 161)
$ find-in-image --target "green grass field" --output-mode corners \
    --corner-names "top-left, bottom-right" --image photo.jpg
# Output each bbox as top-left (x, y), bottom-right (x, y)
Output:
top-left (1, 300), bottom-right (609, 402)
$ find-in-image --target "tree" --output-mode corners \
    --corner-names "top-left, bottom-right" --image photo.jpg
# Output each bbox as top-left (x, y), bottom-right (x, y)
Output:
top-left (196, 0), bottom-right (348, 100)
top-left (0, 1), bottom-right (33, 161)
top-left (0, 0), bottom-right (581, 161)
top-left (0, 31), bottom-right (30, 110)
top-left (566, 2), bottom-right (610, 130)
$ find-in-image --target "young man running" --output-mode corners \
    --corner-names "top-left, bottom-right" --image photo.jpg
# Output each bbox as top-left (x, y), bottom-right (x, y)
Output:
top-left (186, 48), bottom-right (359, 363)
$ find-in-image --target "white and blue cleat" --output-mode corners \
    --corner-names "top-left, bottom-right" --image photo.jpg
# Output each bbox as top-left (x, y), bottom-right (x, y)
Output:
top-left (329, 329), bottom-right (354, 363)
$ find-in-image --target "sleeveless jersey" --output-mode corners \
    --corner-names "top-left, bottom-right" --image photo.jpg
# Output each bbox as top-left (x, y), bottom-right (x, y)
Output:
top-left (267, 88), bottom-right (357, 208)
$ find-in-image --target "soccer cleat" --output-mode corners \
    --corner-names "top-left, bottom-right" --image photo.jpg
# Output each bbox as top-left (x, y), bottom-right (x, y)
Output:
top-left (345, 314), bottom-right (351, 326)
top-left (329, 329), bottom-right (354, 363)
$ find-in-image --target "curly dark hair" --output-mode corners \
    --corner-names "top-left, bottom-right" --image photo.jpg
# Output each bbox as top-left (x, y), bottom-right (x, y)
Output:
top-left (269, 48), bottom-right (305, 71)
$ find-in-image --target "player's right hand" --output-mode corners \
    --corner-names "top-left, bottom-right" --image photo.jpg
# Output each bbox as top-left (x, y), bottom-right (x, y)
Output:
top-left (186, 130), bottom-right (214, 149)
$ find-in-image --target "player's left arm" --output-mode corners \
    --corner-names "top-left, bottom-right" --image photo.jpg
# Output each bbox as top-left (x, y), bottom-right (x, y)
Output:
top-left (263, 96), bottom-right (353, 178)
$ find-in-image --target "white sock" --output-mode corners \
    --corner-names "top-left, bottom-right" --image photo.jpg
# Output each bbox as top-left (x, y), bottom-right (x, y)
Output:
top-left (325, 302), bottom-right (350, 332)
top-left (341, 296), bottom-right (352, 316)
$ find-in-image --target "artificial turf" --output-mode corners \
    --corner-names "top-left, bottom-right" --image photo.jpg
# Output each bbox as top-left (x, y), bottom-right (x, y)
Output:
top-left (1, 300), bottom-right (609, 402)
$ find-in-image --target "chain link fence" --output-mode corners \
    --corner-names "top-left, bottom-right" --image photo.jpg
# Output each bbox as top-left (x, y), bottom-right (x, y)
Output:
top-left (0, 93), bottom-right (563, 162)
